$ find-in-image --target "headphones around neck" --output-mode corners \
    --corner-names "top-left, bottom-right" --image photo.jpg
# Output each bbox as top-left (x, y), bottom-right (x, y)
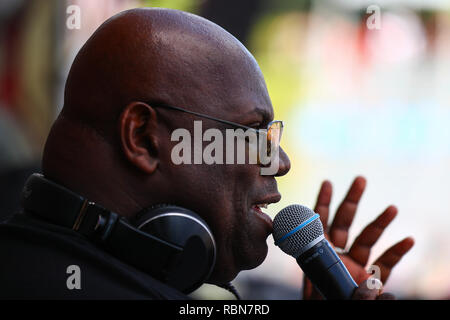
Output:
top-left (20, 173), bottom-right (216, 294)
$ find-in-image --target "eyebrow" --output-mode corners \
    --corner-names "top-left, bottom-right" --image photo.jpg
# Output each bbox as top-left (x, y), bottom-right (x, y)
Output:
top-left (244, 107), bottom-right (273, 125)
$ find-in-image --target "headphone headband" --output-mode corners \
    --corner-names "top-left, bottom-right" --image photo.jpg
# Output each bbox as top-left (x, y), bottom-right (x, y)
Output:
top-left (21, 174), bottom-right (217, 292)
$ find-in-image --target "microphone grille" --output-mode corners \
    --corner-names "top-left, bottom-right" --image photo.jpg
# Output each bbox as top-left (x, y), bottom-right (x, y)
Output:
top-left (273, 204), bottom-right (325, 258)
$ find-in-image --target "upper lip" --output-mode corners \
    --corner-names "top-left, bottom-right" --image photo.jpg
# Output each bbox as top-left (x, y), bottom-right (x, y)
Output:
top-left (252, 193), bottom-right (282, 207)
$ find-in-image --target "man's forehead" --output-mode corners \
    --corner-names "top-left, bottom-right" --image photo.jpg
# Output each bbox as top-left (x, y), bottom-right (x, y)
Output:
top-left (111, 8), bottom-right (274, 122)
top-left (143, 11), bottom-right (271, 109)
top-left (226, 102), bottom-right (274, 124)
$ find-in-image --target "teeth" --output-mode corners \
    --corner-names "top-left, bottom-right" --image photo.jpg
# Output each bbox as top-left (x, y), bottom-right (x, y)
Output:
top-left (256, 203), bottom-right (268, 209)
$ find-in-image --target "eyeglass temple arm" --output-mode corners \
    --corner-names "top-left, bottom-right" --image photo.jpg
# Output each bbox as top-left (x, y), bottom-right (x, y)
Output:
top-left (151, 103), bottom-right (258, 132)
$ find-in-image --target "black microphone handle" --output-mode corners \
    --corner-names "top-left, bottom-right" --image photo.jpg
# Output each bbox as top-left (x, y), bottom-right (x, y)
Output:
top-left (297, 238), bottom-right (358, 300)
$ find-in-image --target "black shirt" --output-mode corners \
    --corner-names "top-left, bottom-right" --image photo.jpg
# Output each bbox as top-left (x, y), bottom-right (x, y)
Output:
top-left (0, 212), bottom-right (189, 299)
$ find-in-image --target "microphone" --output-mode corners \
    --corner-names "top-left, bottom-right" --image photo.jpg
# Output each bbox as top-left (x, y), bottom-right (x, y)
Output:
top-left (273, 204), bottom-right (358, 300)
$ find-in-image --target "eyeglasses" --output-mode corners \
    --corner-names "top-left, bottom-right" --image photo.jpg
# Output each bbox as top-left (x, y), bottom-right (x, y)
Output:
top-left (150, 102), bottom-right (284, 159)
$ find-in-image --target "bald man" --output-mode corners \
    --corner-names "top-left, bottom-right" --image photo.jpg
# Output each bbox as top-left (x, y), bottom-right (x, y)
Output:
top-left (0, 8), bottom-right (413, 299)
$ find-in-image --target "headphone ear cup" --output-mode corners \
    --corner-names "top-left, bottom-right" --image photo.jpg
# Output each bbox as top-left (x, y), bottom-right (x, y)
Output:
top-left (135, 205), bottom-right (216, 293)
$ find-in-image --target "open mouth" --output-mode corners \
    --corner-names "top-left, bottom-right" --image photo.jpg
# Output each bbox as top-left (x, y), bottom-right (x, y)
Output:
top-left (251, 194), bottom-right (281, 229)
top-left (252, 203), bottom-right (269, 215)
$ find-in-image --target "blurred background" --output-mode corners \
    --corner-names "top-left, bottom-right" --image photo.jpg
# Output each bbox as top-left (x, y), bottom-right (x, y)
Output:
top-left (0, 0), bottom-right (449, 299)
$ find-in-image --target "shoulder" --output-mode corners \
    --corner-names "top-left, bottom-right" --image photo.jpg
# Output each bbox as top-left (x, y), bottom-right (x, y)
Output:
top-left (0, 213), bottom-right (189, 300)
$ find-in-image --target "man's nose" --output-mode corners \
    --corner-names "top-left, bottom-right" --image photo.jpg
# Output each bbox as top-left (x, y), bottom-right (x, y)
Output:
top-left (275, 147), bottom-right (291, 177)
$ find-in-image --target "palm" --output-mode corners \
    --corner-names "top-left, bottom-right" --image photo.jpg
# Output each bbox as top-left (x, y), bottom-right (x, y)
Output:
top-left (303, 177), bottom-right (415, 300)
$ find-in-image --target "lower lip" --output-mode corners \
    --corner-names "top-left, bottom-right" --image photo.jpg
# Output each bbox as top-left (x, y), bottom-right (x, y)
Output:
top-left (251, 206), bottom-right (273, 231)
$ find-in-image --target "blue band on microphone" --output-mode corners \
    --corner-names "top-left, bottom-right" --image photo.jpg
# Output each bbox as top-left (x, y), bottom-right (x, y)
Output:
top-left (275, 213), bottom-right (320, 246)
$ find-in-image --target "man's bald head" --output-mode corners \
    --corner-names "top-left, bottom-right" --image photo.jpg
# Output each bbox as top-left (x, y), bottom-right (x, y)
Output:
top-left (42, 8), bottom-right (286, 285)
top-left (62, 8), bottom-right (266, 138)
top-left (44, 7), bottom-right (272, 192)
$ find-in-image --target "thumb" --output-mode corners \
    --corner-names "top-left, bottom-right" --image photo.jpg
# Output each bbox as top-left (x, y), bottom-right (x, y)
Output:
top-left (352, 279), bottom-right (383, 300)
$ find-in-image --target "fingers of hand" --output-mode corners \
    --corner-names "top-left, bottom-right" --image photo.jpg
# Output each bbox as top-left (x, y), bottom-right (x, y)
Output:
top-left (376, 292), bottom-right (396, 300)
top-left (348, 205), bottom-right (398, 266)
top-left (353, 279), bottom-right (396, 300)
top-left (372, 237), bottom-right (415, 283)
top-left (330, 176), bottom-right (366, 248)
top-left (314, 180), bottom-right (332, 230)
top-left (352, 279), bottom-right (383, 300)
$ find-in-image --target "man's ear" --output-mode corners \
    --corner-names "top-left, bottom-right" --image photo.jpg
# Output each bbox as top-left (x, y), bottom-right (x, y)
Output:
top-left (119, 102), bottom-right (159, 174)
